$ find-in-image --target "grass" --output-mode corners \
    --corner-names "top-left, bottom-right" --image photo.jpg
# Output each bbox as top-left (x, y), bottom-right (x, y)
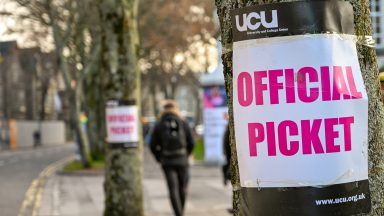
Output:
top-left (193, 137), bottom-right (204, 161)
top-left (63, 140), bottom-right (205, 171)
top-left (63, 158), bottom-right (105, 172)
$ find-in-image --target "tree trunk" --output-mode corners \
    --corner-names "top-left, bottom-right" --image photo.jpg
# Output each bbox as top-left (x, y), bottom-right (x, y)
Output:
top-left (193, 88), bottom-right (202, 125)
top-left (161, 83), bottom-right (170, 99)
top-left (170, 75), bottom-right (178, 99)
top-left (72, 85), bottom-right (92, 168)
top-left (150, 82), bottom-right (159, 117)
top-left (215, 0), bottom-right (384, 215)
top-left (48, 6), bottom-right (92, 168)
top-left (40, 80), bottom-right (49, 121)
top-left (84, 41), bottom-right (105, 158)
top-left (100, 0), bottom-right (143, 215)
top-left (73, 78), bottom-right (92, 169)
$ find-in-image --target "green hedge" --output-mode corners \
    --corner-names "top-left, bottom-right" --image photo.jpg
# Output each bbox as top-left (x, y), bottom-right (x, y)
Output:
top-left (193, 137), bottom-right (204, 161)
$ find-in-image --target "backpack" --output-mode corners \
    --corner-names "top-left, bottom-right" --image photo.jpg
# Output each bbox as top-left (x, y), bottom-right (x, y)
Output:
top-left (160, 115), bottom-right (187, 157)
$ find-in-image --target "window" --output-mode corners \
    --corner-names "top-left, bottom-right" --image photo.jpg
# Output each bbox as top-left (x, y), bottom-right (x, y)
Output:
top-left (371, 0), bottom-right (384, 49)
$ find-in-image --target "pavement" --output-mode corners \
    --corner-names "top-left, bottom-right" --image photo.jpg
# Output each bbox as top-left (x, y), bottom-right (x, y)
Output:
top-left (37, 147), bottom-right (233, 216)
top-left (0, 144), bottom-right (75, 216)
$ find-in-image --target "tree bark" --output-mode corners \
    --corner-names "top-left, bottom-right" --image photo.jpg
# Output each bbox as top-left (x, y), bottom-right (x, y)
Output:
top-left (72, 86), bottom-right (92, 167)
top-left (215, 0), bottom-right (384, 215)
top-left (100, 0), bottom-right (143, 215)
top-left (83, 40), bottom-right (105, 158)
top-left (48, 2), bottom-right (92, 168)
top-left (150, 82), bottom-right (159, 117)
top-left (194, 89), bottom-right (202, 125)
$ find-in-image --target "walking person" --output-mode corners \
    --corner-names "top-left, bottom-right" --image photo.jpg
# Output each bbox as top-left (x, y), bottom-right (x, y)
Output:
top-left (33, 130), bottom-right (41, 148)
top-left (150, 101), bottom-right (195, 216)
top-left (222, 125), bottom-right (233, 214)
top-left (222, 125), bottom-right (231, 186)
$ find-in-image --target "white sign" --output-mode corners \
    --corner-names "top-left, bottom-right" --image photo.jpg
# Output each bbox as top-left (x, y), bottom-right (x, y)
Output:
top-left (203, 85), bottom-right (228, 163)
top-left (106, 105), bottom-right (139, 143)
top-left (233, 34), bottom-right (368, 188)
top-left (203, 107), bottom-right (228, 162)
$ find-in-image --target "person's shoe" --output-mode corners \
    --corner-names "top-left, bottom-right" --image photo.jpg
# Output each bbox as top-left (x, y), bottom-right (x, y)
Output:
top-left (227, 208), bottom-right (234, 214)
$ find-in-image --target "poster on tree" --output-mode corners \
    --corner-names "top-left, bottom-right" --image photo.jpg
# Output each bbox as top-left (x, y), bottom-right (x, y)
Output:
top-left (231, 1), bottom-right (371, 215)
top-left (106, 100), bottom-right (139, 148)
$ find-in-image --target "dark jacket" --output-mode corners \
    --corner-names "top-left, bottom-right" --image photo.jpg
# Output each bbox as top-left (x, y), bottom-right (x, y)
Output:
top-left (222, 125), bottom-right (231, 184)
top-left (150, 112), bottom-right (195, 166)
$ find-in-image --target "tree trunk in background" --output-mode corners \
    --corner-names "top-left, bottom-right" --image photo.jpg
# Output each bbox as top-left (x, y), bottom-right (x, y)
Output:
top-left (193, 88), bottom-right (202, 125)
top-left (150, 82), bottom-right (159, 117)
top-left (161, 83), bottom-right (170, 99)
top-left (100, 0), bottom-right (143, 215)
top-left (215, 0), bottom-right (384, 215)
top-left (84, 42), bottom-right (105, 158)
top-left (170, 76), bottom-right (178, 99)
top-left (72, 86), bottom-right (92, 167)
top-left (40, 80), bottom-right (49, 121)
top-left (49, 7), bottom-right (92, 168)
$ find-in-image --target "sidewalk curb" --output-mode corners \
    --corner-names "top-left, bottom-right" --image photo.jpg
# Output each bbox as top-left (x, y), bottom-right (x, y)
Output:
top-left (18, 155), bottom-right (75, 216)
top-left (57, 169), bottom-right (104, 176)
top-left (0, 144), bottom-right (74, 157)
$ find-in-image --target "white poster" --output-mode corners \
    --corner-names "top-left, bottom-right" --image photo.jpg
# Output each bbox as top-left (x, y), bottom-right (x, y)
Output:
top-left (203, 85), bottom-right (228, 162)
top-left (203, 108), bottom-right (228, 162)
top-left (106, 105), bottom-right (139, 143)
top-left (233, 34), bottom-right (368, 188)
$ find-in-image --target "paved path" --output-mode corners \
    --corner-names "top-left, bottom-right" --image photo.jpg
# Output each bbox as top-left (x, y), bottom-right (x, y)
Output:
top-left (0, 144), bottom-right (75, 216)
top-left (144, 147), bottom-right (232, 216)
top-left (38, 147), bottom-right (233, 216)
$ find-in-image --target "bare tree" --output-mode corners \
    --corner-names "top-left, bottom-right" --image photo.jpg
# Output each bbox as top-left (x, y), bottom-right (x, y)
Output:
top-left (139, 0), bottom-right (217, 109)
top-left (3, 0), bottom-right (102, 167)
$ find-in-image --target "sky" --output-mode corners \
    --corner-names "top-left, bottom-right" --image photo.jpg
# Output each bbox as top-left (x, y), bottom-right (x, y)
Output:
top-left (0, 22), bottom-right (15, 41)
top-left (0, 1), bottom-right (20, 43)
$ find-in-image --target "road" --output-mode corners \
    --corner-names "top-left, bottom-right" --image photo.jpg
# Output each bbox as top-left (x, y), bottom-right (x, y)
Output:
top-left (0, 144), bottom-right (75, 216)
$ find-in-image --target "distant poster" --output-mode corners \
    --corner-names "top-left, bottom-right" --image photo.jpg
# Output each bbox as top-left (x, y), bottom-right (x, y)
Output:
top-left (231, 1), bottom-right (370, 215)
top-left (106, 100), bottom-right (139, 148)
top-left (203, 86), bottom-right (227, 108)
top-left (203, 86), bottom-right (228, 162)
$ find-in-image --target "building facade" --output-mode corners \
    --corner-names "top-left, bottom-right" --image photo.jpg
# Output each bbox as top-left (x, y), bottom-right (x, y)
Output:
top-left (371, 0), bottom-right (384, 69)
top-left (371, 0), bottom-right (384, 49)
top-left (0, 41), bottom-right (26, 120)
top-left (0, 41), bottom-right (64, 121)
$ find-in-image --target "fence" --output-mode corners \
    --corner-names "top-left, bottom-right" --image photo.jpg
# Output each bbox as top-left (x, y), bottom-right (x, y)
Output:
top-left (0, 120), bottom-right (66, 149)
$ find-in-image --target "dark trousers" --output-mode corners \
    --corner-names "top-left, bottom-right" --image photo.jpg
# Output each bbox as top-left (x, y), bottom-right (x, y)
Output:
top-left (162, 165), bottom-right (189, 216)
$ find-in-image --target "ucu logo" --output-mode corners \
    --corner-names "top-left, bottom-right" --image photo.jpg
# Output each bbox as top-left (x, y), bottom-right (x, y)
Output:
top-left (235, 10), bottom-right (278, 32)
